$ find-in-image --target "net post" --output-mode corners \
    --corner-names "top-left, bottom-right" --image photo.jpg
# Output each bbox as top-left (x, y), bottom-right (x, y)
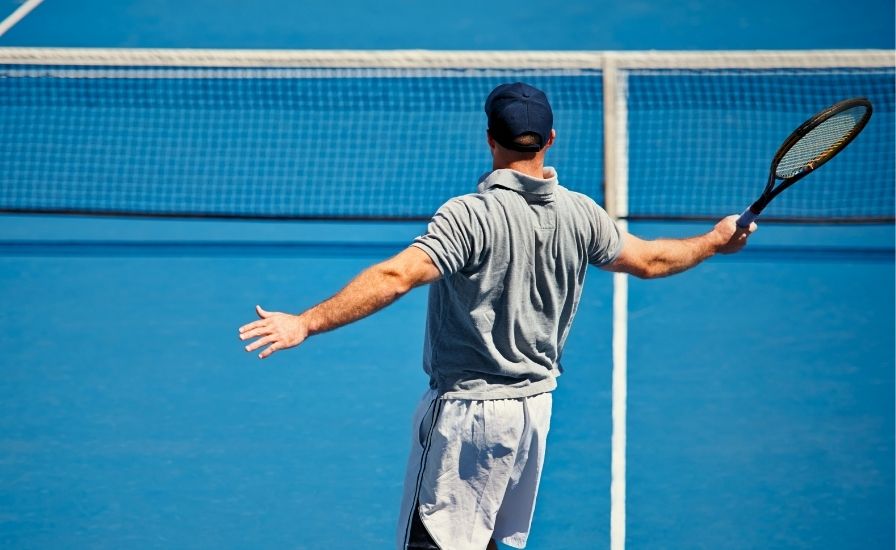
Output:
top-left (603, 54), bottom-right (629, 221)
top-left (604, 52), bottom-right (629, 550)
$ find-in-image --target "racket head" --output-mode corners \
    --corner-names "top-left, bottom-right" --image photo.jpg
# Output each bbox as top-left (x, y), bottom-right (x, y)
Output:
top-left (771, 97), bottom-right (873, 182)
top-left (740, 97), bottom-right (873, 225)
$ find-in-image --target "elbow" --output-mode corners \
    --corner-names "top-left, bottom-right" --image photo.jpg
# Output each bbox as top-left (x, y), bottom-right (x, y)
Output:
top-left (607, 259), bottom-right (656, 279)
top-left (377, 265), bottom-right (414, 296)
top-left (637, 263), bottom-right (676, 279)
top-left (627, 261), bottom-right (659, 279)
top-left (613, 238), bottom-right (665, 279)
top-left (392, 278), bottom-right (414, 296)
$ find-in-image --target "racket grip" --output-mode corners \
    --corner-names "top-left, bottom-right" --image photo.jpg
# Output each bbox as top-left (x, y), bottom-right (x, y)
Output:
top-left (736, 208), bottom-right (758, 228)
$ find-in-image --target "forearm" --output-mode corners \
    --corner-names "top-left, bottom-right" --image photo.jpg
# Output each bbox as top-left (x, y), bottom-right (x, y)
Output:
top-left (607, 216), bottom-right (752, 279)
top-left (299, 262), bottom-right (412, 336)
top-left (639, 233), bottom-right (719, 278)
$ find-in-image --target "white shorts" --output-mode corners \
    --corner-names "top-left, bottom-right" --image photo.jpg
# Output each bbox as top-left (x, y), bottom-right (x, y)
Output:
top-left (396, 389), bottom-right (553, 550)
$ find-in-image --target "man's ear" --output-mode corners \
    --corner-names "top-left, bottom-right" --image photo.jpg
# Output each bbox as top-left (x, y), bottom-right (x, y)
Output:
top-left (546, 129), bottom-right (556, 148)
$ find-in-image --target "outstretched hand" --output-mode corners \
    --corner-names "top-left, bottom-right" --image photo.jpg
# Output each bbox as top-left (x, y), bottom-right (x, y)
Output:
top-left (712, 215), bottom-right (757, 255)
top-left (239, 305), bottom-right (308, 359)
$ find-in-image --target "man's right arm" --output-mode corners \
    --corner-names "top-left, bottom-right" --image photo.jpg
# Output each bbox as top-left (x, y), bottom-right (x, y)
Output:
top-left (601, 215), bottom-right (756, 279)
top-left (239, 246), bottom-right (441, 359)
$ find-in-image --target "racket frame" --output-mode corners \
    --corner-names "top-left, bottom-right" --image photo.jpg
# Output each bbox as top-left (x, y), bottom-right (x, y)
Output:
top-left (737, 97), bottom-right (873, 227)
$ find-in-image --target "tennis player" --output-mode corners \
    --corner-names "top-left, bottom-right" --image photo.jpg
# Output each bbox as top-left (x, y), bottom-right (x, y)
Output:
top-left (239, 82), bottom-right (756, 550)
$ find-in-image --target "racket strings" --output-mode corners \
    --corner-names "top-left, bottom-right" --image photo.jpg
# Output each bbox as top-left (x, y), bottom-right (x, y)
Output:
top-left (775, 106), bottom-right (868, 179)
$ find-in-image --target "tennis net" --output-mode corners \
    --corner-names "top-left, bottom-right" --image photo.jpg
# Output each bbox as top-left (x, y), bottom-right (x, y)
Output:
top-left (0, 49), bottom-right (893, 222)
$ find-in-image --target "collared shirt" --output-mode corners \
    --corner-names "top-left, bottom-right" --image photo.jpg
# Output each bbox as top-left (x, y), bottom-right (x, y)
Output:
top-left (412, 167), bottom-right (622, 399)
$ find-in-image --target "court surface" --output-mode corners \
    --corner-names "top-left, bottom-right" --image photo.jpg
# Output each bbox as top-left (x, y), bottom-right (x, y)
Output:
top-left (0, 1), bottom-right (894, 549)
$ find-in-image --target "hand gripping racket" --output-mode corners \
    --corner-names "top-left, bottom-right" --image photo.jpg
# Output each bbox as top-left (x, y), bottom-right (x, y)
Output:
top-left (737, 97), bottom-right (873, 227)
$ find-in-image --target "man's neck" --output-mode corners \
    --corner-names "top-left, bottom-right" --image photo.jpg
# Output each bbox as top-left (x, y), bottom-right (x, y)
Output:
top-left (492, 159), bottom-right (546, 180)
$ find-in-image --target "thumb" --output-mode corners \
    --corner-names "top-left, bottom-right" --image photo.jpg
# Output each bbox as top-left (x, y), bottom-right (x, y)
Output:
top-left (256, 304), bottom-right (270, 318)
top-left (735, 221), bottom-right (758, 237)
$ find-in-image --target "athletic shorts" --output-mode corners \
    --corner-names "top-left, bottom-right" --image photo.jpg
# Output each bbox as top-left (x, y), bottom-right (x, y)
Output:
top-left (396, 389), bottom-right (553, 550)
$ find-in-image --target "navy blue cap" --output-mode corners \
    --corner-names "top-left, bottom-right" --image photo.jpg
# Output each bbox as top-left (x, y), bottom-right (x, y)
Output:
top-left (484, 82), bottom-right (553, 152)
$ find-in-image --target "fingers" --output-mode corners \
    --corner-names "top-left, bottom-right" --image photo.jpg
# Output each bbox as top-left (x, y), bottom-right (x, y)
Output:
top-left (729, 214), bottom-right (757, 232)
top-left (239, 325), bottom-right (271, 341)
top-left (732, 222), bottom-right (758, 242)
top-left (725, 215), bottom-right (757, 238)
top-left (246, 336), bottom-right (280, 358)
top-left (241, 329), bottom-right (286, 359)
top-left (239, 319), bottom-right (264, 334)
top-left (722, 215), bottom-right (757, 233)
top-left (240, 305), bottom-right (283, 340)
top-left (258, 342), bottom-right (279, 359)
top-left (245, 334), bottom-right (276, 352)
top-left (242, 329), bottom-right (286, 358)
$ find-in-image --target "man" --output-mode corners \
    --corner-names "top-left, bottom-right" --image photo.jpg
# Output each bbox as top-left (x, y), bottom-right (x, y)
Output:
top-left (239, 82), bottom-right (756, 549)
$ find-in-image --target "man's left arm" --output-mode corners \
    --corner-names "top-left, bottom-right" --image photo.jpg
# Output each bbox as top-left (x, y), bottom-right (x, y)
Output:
top-left (601, 215), bottom-right (756, 279)
top-left (239, 246), bottom-right (441, 359)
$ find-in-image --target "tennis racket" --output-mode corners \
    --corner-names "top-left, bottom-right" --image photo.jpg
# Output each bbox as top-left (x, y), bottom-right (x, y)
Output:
top-left (737, 97), bottom-right (873, 227)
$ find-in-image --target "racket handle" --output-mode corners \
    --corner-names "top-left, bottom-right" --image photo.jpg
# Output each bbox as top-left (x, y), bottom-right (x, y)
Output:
top-left (736, 208), bottom-right (758, 228)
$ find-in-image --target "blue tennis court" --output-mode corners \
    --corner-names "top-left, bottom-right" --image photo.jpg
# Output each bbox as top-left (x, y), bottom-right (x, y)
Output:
top-left (0, 2), bottom-right (894, 549)
top-left (0, 217), bottom-right (892, 549)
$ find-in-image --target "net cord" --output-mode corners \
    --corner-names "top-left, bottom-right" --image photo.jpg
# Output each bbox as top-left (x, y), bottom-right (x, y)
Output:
top-left (0, 47), bottom-right (892, 69)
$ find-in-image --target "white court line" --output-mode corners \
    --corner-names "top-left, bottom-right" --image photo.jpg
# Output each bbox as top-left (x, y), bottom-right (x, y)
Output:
top-left (0, 0), bottom-right (43, 38)
top-left (610, 237), bottom-right (629, 550)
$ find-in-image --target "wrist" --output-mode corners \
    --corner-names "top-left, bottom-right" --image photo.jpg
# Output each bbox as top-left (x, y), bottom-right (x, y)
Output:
top-left (703, 228), bottom-right (727, 255)
top-left (694, 233), bottom-right (721, 259)
top-left (297, 311), bottom-right (318, 336)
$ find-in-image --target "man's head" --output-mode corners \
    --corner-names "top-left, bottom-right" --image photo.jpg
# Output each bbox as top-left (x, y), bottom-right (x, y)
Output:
top-left (484, 82), bottom-right (555, 167)
top-left (485, 82), bottom-right (554, 150)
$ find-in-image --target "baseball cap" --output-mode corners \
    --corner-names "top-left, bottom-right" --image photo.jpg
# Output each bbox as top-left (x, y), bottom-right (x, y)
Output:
top-left (484, 82), bottom-right (554, 152)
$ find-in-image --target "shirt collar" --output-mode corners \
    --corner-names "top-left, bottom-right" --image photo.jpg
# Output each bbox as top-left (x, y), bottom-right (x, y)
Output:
top-left (477, 167), bottom-right (558, 198)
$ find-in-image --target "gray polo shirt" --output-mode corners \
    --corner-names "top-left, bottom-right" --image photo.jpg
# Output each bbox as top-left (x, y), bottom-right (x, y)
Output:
top-left (412, 167), bottom-right (622, 400)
